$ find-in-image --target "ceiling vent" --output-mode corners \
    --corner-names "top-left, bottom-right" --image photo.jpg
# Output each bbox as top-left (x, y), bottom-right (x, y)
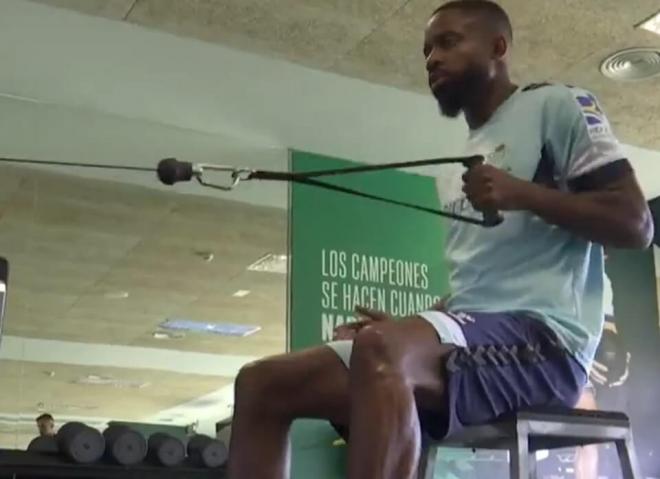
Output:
top-left (600, 48), bottom-right (660, 81)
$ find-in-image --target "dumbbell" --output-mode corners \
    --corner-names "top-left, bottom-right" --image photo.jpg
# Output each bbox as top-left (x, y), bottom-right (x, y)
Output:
top-left (187, 434), bottom-right (228, 468)
top-left (56, 422), bottom-right (105, 464)
top-left (147, 432), bottom-right (185, 467)
top-left (27, 435), bottom-right (58, 454)
top-left (103, 425), bottom-right (147, 466)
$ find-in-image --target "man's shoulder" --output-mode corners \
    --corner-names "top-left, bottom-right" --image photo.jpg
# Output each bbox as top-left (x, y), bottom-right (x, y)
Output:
top-left (521, 82), bottom-right (573, 100)
top-left (521, 81), bottom-right (557, 92)
top-left (521, 82), bottom-right (598, 106)
top-left (519, 82), bottom-right (607, 126)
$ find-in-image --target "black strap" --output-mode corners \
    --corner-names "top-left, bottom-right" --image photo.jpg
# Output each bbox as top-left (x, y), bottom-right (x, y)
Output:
top-left (250, 156), bottom-right (490, 225)
top-left (0, 155), bottom-right (499, 227)
top-left (292, 176), bottom-right (486, 225)
top-left (251, 155), bottom-right (483, 181)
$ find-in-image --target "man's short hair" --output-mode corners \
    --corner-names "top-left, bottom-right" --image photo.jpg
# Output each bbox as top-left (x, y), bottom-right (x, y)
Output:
top-left (433, 0), bottom-right (513, 43)
top-left (36, 413), bottom-right (54, 422)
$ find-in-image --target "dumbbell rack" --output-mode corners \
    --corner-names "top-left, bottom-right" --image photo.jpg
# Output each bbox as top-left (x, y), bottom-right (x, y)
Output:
top-left (0, 449), bottom-right (226, 478)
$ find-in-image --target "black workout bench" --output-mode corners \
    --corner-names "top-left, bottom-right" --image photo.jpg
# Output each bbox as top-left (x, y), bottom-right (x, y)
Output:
top-left (417, 407), bottom-right (640, 479)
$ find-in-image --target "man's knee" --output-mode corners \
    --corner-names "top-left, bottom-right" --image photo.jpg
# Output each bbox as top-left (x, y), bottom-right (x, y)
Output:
top-left (350, 324), bottom-right (403, 377)
top-left (235, 359), bottom-right (281, 406)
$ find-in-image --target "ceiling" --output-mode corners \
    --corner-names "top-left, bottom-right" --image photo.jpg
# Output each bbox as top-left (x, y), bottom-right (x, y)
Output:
top-left (0, 163), bottom-right (287, 356)
top-left (26, 0), bottom-right (660, 149)
top-left (0, 162), bottom-right (287, 447)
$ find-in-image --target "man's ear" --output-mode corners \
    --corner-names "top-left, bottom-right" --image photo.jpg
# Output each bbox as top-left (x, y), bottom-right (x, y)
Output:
top-left (493, 35), bottom-right (508, 59)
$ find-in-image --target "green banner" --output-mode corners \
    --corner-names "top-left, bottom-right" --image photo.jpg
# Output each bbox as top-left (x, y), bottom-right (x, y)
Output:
top-left (289, 150), bottom-right (451, 349)
top-left (287, 149), bottom-right (451, 478)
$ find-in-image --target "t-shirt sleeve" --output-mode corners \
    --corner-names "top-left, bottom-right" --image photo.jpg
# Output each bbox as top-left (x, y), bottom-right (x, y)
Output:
top-left (543, 86), bottom-right (628, 189)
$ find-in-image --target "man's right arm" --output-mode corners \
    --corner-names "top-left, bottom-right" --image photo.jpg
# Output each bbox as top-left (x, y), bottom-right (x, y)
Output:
top-left (532, 86), bottom-right (652, 248)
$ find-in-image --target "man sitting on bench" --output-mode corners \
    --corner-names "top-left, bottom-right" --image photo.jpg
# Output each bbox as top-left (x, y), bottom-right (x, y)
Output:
top-left (226, 2), bottom-right (653, 478)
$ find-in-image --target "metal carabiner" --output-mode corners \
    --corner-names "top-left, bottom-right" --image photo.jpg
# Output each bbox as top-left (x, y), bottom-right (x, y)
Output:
top-left (194, 165), bottom-right (255, 191)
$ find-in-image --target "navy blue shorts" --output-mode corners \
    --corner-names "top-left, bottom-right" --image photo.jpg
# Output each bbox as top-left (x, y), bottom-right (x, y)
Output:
top-left (327, 311), bottom-right (588, 439)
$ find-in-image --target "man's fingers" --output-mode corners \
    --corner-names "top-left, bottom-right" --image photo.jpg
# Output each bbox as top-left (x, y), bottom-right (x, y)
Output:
top-left (332, 319), bottom-right (373, 340)
top-left (332, 324), bottom-right (354, 340)
top-left (333, 327), bottom-right (356, 341)
top-left (333, 306), bottom-right (392, 341)
top-left (343, 319), bottom-right (371, 330)
top-left (590, 370), bottom-right (607, 385)
top-left (592, 361), bottom-right (609, 373)
top-left (589, 367), bottom-right (608, 385)
top-left (431, 295), bottom-right (450, 311)
top-left (354, 306), bottom-right (390, 322)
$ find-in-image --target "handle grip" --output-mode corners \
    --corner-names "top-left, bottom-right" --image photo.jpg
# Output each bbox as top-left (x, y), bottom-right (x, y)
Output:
top-left (461, 155), bottom-right (504, 227)
top-left (460, 155), bottom-right (484, 170)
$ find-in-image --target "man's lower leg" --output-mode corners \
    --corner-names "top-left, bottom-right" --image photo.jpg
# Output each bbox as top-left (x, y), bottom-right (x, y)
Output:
top-left (228, 370), bottom-right (292, 479)
top-left (227, 347), bottom-right (350, 479)
top-left (346, 333), bottom-right (422, 479)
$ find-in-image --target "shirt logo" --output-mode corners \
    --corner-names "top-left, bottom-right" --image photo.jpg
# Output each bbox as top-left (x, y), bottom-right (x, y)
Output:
top-left (485, 144), bottom-right (509, 171)
top-left (576, 93), bottom-right (604, 126)
top-left (574, 91), bottom-right (612, 140)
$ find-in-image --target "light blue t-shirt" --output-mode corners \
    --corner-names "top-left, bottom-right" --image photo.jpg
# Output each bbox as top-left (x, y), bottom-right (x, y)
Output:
top-left (435, 83), bottom-right (625, 371)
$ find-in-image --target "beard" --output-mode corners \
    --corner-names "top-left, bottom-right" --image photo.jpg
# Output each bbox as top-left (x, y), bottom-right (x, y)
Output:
top-left (432, 65), bottom-right (489, 118)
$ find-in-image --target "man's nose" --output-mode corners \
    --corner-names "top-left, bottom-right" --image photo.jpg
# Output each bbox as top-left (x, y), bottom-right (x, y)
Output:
top-left (426, 48), bottom-right (444, 73)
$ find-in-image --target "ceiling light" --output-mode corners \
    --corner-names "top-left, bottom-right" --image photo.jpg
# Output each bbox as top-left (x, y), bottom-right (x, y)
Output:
top-left (160, 318), bottom-right (261, 337)
top-left (57, 404), bottom-right (99, 412)
top-left (637, 10), bottom-right (660, 35)
top-left (103, 291), bottom-right (130, 299)
top-left (247, 253), bottom-right (288, 274)
top-left (232, 290), bottom-right (251, 298)
top-left (152, 330), bottom-right (185, 340)
top-left (74, 375), bottom-right (150, 389)
top-left (194, 251), bottom-right (215, 262)
top-left (76, 374), bottom-right (111, 385)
